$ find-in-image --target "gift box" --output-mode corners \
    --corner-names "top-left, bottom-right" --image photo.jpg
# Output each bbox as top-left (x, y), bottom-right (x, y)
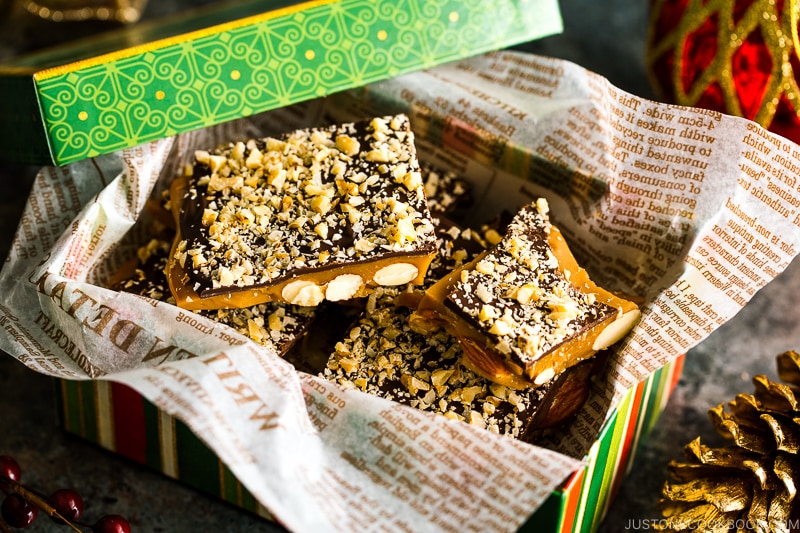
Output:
top-left (54, 354), bottom-right (685, 532)
top-left (0, 0), bottom-right (562, 166)
top-left (3, 20), bottom-right (797, 533)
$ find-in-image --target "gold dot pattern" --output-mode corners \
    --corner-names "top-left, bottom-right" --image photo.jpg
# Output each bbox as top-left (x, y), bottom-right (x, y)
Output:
top-left (32, 0), bottom-right (548, 166)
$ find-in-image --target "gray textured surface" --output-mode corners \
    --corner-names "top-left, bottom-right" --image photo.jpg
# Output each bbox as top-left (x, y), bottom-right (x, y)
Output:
top-left (1, 1), bottom-right (797, 531)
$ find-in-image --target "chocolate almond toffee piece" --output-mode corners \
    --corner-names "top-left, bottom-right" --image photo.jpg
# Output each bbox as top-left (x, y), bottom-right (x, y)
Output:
top-left (321, 287), bottom-right (598, 440)
top-left (167, 115), bottom-right (437, 310)
top-left (110, 237), bottom-right (316, 357)
top-left (110, 237), bottom-right (176, 304)
top-left (201, 302), bottom-right (316, 357)
top-left (411, 199), bottom-right (641, 389)
top-left (420, 162), bottom-right (472, 216)
top-left (145, 187), bottom-right (176, 231)
top-left (425, 216), bottom-right (488, 283)
top-left (394, 214), bottom-right (488, 309)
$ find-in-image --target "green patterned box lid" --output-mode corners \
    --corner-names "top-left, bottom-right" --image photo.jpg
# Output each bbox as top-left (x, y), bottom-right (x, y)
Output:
top-left (0, 0), bottom-right (562, 167)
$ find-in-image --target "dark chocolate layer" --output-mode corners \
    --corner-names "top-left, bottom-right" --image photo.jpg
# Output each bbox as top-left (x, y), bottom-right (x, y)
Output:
top-left (425, 215), bottom-right (488, 287)
top-left (322, 287), bottom-right (591, 441)
top-left (444, 200), bottom-right (616, 372)
top-left (174, 115), bottom-right (437, 299)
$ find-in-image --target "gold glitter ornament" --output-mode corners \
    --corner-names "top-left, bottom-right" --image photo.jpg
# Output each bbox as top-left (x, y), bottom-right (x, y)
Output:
top-left (22, 0), bottom-right (147, 23)
top-left (656, 351), bottom-right (800, 532)
top-left (646, 0), bottom-right (800, 144)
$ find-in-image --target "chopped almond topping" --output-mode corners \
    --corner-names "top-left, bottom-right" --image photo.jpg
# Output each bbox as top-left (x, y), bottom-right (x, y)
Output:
top-left (173, 115), bottom-right (436, 307)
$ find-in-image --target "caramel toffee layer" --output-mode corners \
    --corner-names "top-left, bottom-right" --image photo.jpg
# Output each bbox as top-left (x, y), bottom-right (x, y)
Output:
top-left (413, 199), bottom-right (640, 389)
top-left (322, 288), bottom-right (595, 441)
top-left (169, 115), bottom-right (437, 309)
top-left (111, 237), bottom-right (315, 357)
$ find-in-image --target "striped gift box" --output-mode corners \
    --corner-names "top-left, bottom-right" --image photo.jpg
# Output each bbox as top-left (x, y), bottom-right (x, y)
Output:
top-left (55, 378), bottom-right (273, 520)
top-left (521, 354), bottom-right (685, 532)
top-left (55, 354), bottom-right (684, 532)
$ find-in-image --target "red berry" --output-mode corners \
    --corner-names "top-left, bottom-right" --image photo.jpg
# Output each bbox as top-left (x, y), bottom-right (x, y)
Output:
top-left (92, 514), bottom-right (131, 533)
top-left (48, 488), bottom-right (84, 523)
top-left (1, 493), bottom-right (38, 528)
top-left (0, 456), bottom-right (21, 482)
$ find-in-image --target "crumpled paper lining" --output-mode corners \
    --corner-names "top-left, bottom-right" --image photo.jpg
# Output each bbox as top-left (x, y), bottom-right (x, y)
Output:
top-left (2, 51), bottom-right (799, 532)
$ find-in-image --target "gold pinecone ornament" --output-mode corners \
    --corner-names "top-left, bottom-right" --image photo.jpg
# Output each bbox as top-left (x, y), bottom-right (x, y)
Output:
top-left (657, 351), bottom-right (800, 533)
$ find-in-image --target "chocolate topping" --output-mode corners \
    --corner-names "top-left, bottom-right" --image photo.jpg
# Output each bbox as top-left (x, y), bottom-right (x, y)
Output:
top-left (425, 215), bottom-right (489, 287)
top-left (444, 200), bottom-right (616, 372)
top-left (111, 238), bottom-right (175, 304)
top-left (322, 287), bottom-right (591, 441)
top-left (173, 115), bottom-right (437, 300)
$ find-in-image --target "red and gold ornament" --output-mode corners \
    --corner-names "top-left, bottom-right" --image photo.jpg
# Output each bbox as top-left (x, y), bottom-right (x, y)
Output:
top-left (646, 0), bottom-right (800, 144)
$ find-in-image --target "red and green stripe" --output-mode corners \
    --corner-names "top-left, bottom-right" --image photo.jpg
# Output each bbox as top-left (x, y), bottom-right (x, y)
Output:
top-left (56, 353), bottom-right (684, 532)
top-left (55, 378), bottom-right (271, 519)
top-left (524, 353), bottom-right (685, 533)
